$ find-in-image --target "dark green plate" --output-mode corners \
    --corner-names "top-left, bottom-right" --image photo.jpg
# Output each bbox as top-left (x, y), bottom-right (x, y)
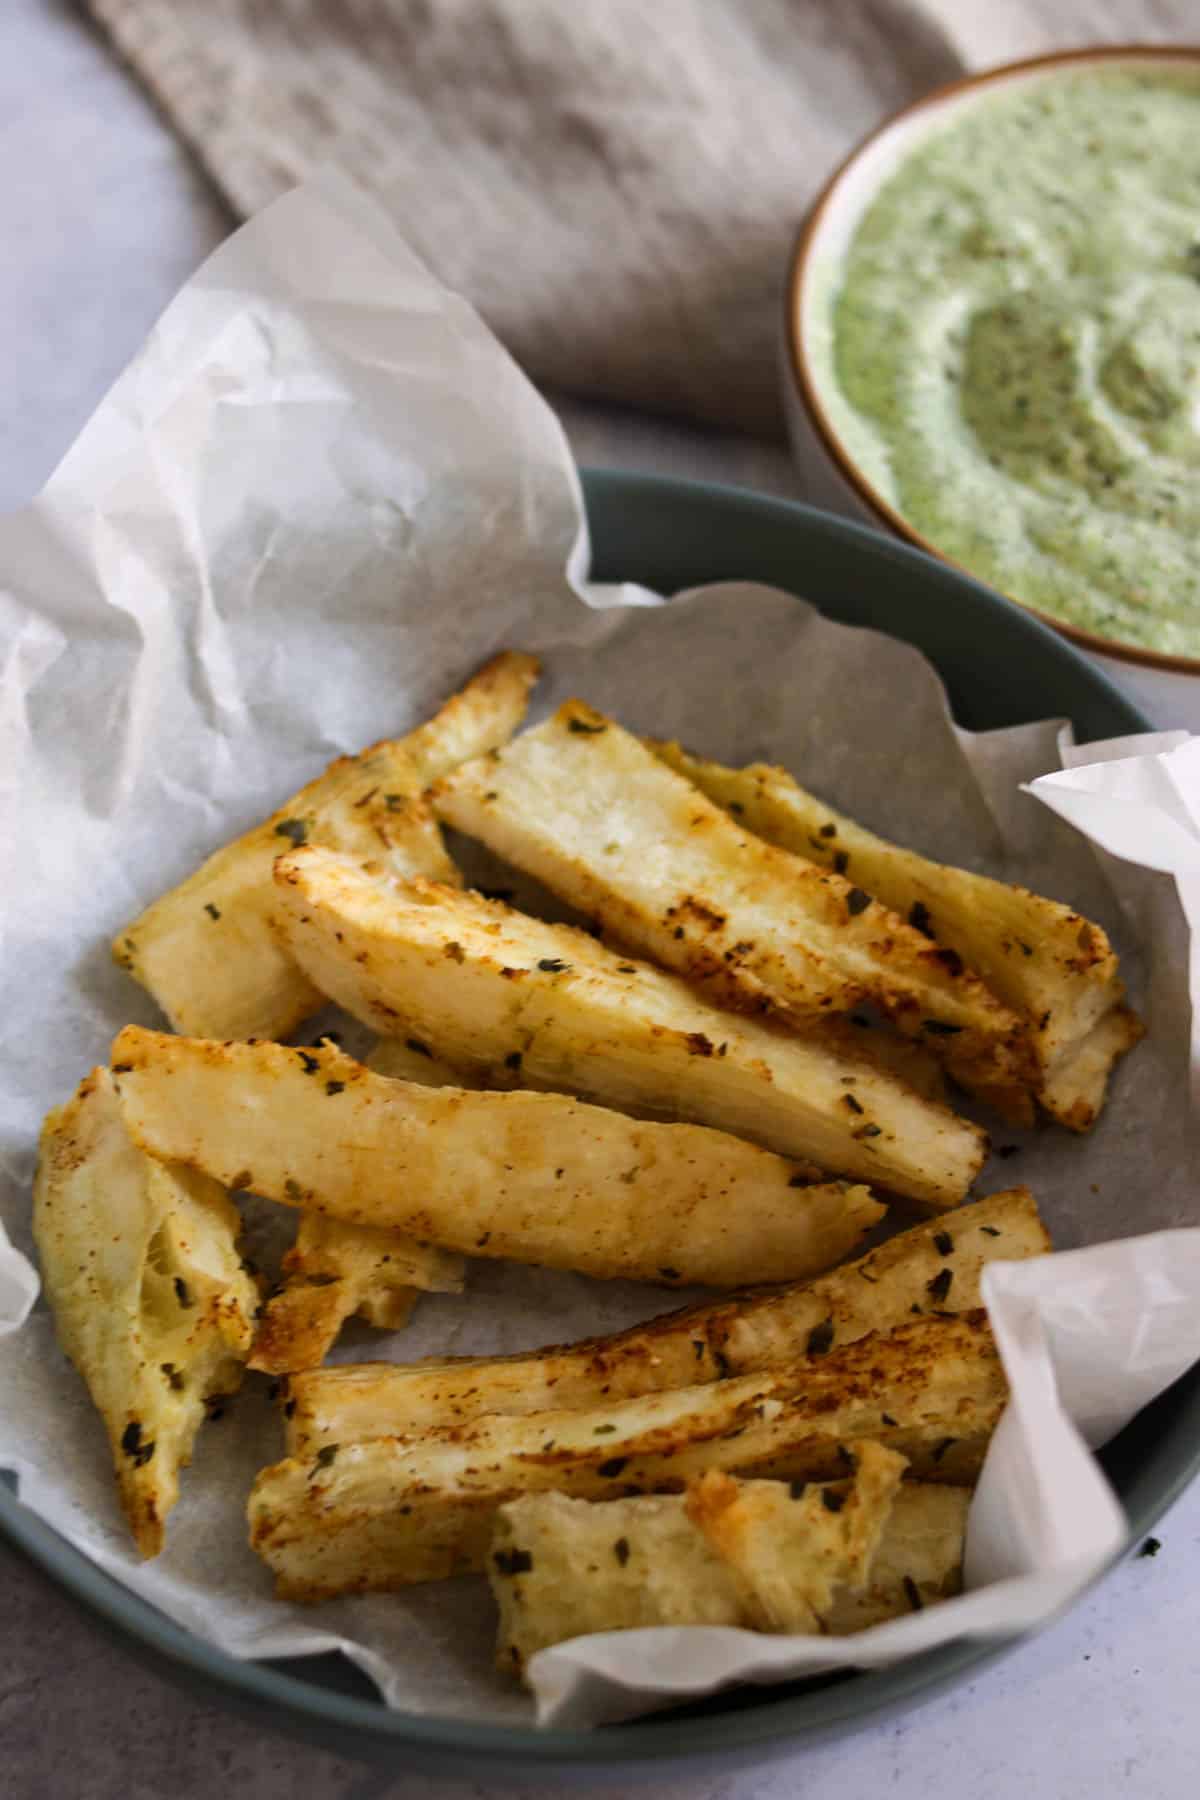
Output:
top-left (4, 471), bottom-right (1196, 1783)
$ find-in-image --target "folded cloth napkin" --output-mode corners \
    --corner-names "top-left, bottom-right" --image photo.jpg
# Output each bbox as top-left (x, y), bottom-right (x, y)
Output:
top-left (87, 0), bottom-right (1195, 437)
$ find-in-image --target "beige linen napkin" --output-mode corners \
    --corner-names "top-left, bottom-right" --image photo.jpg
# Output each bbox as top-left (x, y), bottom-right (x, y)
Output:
top-left (87, 0), bottom-right (1197, 438)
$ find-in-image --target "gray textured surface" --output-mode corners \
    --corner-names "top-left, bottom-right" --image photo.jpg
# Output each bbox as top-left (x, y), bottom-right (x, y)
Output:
top-left (3, 3), bottom-right (1200, 1795)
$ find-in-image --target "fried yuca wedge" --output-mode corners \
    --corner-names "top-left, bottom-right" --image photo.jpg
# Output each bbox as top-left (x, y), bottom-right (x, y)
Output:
top-left (490, 1490), bottom-right (744, 1672)
top-left (249, 1038), bottom-right (470, 1375)
top-left (489, 1463), bottom-right (964, 1675)
top-left (247, 1215), bottom-right (466, 1376)
top-left (1037, 1003), bottom-right (1146, 1133)
top-left (491, 1445), bottom-right (903, 1669)
top-left (283, 1188), bottom-right (1044, 1455)
top-left (113, 1027), bottom-right (883, 1289)
top-left (273, 847), bottom-right (985, 1209)
top-left (810, 1014), bottom-right (950, 1106)
top-left (33, 1068), bottom-right (259, 1557)
top-left (652, 741), bottom-right (1140, 1130)
top-left (685, 1443), bottom-right (907, 1633)
top-left (366, 1035), bottom-right (470, 1083)
top-left (432, 702), bottom-right (1035, 1112)
top-left (247, 1313), bottom-right (1003, 1598)
top-left (112, 651), bottom-right (539, 1041)
top-left (824, 1483), bottom-right (969, 1631)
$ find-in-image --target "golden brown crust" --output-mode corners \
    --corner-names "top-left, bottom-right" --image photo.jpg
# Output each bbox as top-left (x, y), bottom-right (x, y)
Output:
top-left (489, 1468), bottom-right (968, 1676)
top-left (685, 1441), bottom-right (907, 1631)
top-left (1037, 1004), bottom-right (1145, 1132)
top-left (33, 1068), bottom-right (259, 1557)
top-left (113, 1026), bottom-right (885, 1290)
top-left (432, 703), bottom-right (1037, 1106)
top-left (273, 848), bottom-right (987, 1209)
top-left (489, 1491), bottom-right (742, 1673)
top-left (248, 1038), bottom-right (473, 1375)
top-left (283, 1188), bottom-right (1046, 1455)
top-left (112, 651), bottom-right (538, 1040)
top-left (652, 739), bottom-right (1138, 1129)
top-left (246, 1214), bottom-right (463, 1376)
top-left (248, 1312), bottom-right (1003, 1599)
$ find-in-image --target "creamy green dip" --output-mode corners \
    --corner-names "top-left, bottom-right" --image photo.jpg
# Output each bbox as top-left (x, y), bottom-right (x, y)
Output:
top-left (818, 68), bottom-right (1200, 657)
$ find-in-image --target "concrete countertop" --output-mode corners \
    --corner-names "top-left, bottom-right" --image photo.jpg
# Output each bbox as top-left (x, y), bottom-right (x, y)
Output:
top-left (3, 6), bottom-right (1198, 1797)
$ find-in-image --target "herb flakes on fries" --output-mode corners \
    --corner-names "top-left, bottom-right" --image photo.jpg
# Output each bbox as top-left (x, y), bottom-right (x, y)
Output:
top-left (30, 642), bottom-right (1139, 1699)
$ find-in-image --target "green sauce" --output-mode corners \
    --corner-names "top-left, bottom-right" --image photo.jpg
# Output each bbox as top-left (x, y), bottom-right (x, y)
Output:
top-left (819, 68), bottom-right (1200, 656)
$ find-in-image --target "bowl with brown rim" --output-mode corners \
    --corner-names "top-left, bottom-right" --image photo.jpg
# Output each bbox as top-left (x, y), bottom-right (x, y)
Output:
top-left (783, 44), bottom-right (1200, 723)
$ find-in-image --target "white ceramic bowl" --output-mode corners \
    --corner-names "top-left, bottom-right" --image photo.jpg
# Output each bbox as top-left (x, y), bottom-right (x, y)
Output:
top-left (783, 45), bottom-right (1200, 725)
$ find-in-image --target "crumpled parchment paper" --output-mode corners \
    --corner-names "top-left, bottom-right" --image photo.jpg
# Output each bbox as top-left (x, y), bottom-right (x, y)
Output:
top-left (1, 171), bottom-right (1198, 1730)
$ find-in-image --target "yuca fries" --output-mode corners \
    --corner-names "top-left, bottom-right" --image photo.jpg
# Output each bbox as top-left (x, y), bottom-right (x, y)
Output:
top-left (366, 1036), bottom-right (471, 1083)
top-left (249, 1037), bottom-right (471, 1375)
top-left (1037, 1003), bottom-right (1146, 1133)
top-left (652, 741), bottom-right (1142, 1130)
top-left (809, 1014), bottom-right (950, 1105)
top-left (489, 1461), bottom-right (965, 1675)
top-left (824, 1483), bottom-right (969, 1632)
top-left (282, 1189), bottom-right (1046, 1455)
top-left (432, 702), bottom-right (1036, 1114)
top-left (33, 1068), bottom-right (259, 1557)
top-left (113, 1027), bottom-right (884, 1289)
top-left (248, 1313), bottom-right (1002, 1598)
top-left (27, 627), bottom-right (1140, 1714)
top-left (491, 1490), bottom-right (744, 1667)
top-left (273, 847), bottom-right (986, 1210)
top-left (247, 1215), bottom-right (465, 1377)
top-left (112, 651), bottom-right (538, 1041)
top-left (685, 1442), bottom-right (907, 1632)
